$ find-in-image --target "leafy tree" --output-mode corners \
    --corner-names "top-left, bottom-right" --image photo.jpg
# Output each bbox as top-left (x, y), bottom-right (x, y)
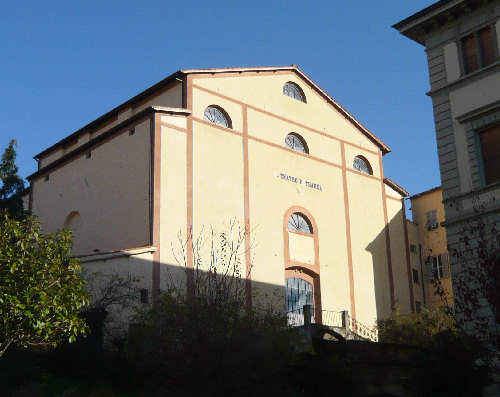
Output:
top-left (429, 195), bottom-right (500, 375)
top-left (444, 196), bottom-right (500, 355)
top-left (378, 307), bottom-right (490, 396)
top-left (0, 139), bottom-right (25, 220)
top-left (128, 220), bottom-right (298, 395)
top-left (377, 305), bottom-right (455, 346)
top-left (0, 216), bottom-right (89, 358)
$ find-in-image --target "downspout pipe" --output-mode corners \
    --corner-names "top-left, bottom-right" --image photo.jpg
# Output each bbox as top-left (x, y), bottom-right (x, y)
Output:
top-left (419, 243), bottom-right (426, 305)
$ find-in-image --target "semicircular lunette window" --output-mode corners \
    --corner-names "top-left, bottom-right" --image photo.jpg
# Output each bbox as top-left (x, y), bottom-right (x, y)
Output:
top-left (283, 82), bottom-right (305, 103)
top-left (203, 106), bottom-right (231, 128)
top-left (288, 212), bottom-right (313, 234)
top-left (353, 156), bottom-right (372, 175)
top-left (285, 133), bottom-right (308, 154)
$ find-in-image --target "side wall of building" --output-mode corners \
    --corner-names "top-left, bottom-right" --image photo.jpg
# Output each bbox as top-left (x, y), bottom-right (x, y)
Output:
top-left (37, 82), bottom-right (182, 170)
top-left (31, 117), bottom-right (152, 256)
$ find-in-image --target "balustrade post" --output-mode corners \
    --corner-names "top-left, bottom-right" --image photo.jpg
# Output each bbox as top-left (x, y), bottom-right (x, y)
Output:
top-left (303, 305), bottom-right (312, 325)
top-left (341, 310), bottom-right (348, 329)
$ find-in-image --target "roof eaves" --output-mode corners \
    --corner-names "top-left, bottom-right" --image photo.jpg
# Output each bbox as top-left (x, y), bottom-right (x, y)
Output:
top-left (384, 177), bottom-right (409, 197)
top-left (34, 70), bottom-right (185, 160)
top-left (293, 69), bottom-right (391, 154)
top-left (392, 0), bottom-right (456, 31)
top-left (36, 64), bottom-right (391, 159)
top-left (409, 186), bottom-right (442, 200)
top-left (392, 0), bottom-right (486, 45)
top-left (28, 106), bottom-right (190, 181)
top-left (181, 65), bottom-right (299, 74)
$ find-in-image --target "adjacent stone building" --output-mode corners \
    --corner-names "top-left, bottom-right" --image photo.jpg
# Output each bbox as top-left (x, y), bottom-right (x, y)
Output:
top-left (394, 1), bottom-right (500, 394)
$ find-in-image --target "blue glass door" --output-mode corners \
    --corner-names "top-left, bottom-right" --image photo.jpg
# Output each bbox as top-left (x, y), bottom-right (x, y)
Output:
top-left (286, 277), bottom-right (313, 314)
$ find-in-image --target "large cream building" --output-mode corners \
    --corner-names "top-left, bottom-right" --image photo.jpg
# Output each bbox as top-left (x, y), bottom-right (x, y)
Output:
top-left (27, 66), bottom-right (415, 331)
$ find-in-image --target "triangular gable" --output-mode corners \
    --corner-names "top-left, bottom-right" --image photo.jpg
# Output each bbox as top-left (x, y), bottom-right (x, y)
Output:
top-left (35, 66), bottom-right (390, 161)
top-left (182, 66), bottom-right (390, 154)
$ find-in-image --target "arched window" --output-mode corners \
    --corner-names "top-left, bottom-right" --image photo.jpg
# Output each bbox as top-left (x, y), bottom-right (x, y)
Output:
top-left (288, 212), bottom-right (313, 234)
top-left (285, 133), bottom-right (309, 154)
top-left (286, 277), bottom-right (313, 314)
top-left (283, 82), bottom-right (306, 103)
top-left (353, 155), bottom-right (373, 175)
top-left (203, 106), bottom-right (232, 128)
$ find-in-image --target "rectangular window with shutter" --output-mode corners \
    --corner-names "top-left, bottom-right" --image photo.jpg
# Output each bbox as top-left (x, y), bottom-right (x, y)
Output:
top-left (425, 210), bottom-right (438, 230)
top-left (412, 269), bottom-right (420, 284)
top-left (441, 253), bottom-right (450, 279)
top-left (461, 26), bottom-right (497, 75)
top-left (479, 27), bottom-right (495, 66)
top-left (479, 125), bottom-right (500, 186)
top-left (429, 254), bottom-right (450, 279)
top-left (463, 33), bottom-right (479, 73)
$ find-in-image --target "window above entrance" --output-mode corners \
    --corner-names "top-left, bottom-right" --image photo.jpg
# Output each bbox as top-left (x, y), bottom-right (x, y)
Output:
top-left (288, 212), bottom-right (313, 234)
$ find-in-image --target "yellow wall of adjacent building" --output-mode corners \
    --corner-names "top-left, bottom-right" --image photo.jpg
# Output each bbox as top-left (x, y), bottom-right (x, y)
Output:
top-left (410, 188), bottom-right (454, 307)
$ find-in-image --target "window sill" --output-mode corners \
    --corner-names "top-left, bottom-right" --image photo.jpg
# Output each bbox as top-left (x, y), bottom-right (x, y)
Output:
top-left (427, 59), bottom-right (500, 97)
top-left (443, 180), bottom-right (500, 204)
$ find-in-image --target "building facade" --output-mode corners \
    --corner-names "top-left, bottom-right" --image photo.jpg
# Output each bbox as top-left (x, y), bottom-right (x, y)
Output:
top-left (395, 1), bottom-right (500, 394)
top-left (407, 187), bottom-right (454, 310)
top-left (27, 66), bottom-right (414, 332)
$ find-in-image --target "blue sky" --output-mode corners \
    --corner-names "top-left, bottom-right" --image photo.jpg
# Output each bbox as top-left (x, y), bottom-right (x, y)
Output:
top-left (0, 1), bottom-right (438, 202)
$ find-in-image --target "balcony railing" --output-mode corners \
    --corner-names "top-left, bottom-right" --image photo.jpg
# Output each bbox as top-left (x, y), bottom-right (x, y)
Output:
top-left (287, 305), bottom-right (378, 342)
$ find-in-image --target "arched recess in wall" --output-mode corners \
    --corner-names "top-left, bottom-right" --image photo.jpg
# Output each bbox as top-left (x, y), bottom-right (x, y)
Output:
top-left (283, 206), bottom-right (321, 323)
top-left (63, 211), bottom-right (83, 247)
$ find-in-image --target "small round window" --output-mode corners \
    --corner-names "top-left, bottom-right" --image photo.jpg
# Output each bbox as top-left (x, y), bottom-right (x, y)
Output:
top-left (353, 156), bottom-right (372, 175)
top-left (288, 213), bottom-right (313, 234)
top-left (203, 106), bottom-right (231, 128)
top-left (285, 133), bottom-right (308, 154)
top-left (283, 82), bottom-right (305, 103)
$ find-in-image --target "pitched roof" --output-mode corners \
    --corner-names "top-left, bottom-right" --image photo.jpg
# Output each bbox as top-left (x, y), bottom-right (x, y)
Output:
top-left (182, 66), bottom-right (390, 154)
top-left (34, 66), bottom-right (390, 159)
top-left (384, 178), bottom-right (409, 197)
top-left (409, 186), bottom-right (442, 200)
top-left (393, 0), bottom-right (488, 45)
